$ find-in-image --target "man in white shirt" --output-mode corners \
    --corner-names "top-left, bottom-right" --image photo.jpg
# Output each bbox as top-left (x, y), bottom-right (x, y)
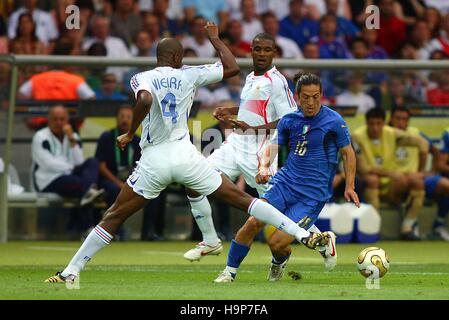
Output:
top-left (181, 16), bottom-right (216, 57)
top-left (335, 73), bottom-right (376, 114)
top-left (7, 0), bottom-right (58, 44)
top-left (31, 106), bottom-right (103, 205)
top-left (241, 0), bottom-right (264, 42)
top-left (45, 23), bottom-right (327, 284)
top-left (82, 16), bottom-right (131, 81)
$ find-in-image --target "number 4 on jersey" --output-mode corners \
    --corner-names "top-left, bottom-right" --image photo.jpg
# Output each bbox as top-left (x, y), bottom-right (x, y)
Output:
top-left (161, 92), bottom-right (178, 124)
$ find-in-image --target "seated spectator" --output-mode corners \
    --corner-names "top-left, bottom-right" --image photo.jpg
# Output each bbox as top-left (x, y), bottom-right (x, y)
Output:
top-left (139, 0), bottom-right (184, 21)
top-left (335, 72), bottom-right (375, 114)
top-left (378, 76), bottom-right (420, 110)
top-left (17, 38), bottom-right (96, 131)
top-left (110, 0), bottom-right (143, 48)
top-left (7, 0), bottom-right (59, 46)
top-left (425, 6), bottom-right (442, 38)
top-left (410, 19), bottom-right (434, 59)
top-left (141, 13), bottom-right (161, 46)
top-left (181, 16), bottom-right (216, 58)
top-left (9, 13), bottom-right (48, 84)
top-left (130, 30), bottom-right (156, 57)
top-left (390, 107), bottom-right (449, 241)
top-left (394, 0), bottom-right (426, 27)
top-left (376, 0), bottom-right (407, 56)
top-left (325, 0), bottom-right (360, 40)
top-left (31, 105), bottom-right (104, 206)
top-left (85, 42), bottom-right (108, 91)
top-left (9, 13), bottom-right (47, 55)
top-left (182, 0), bottom-right (228, 31)
top-left (352, 108), bottom-right (429, 240)
top-left (279, 0), bottom-right (319, 49)
top-left (226, 19), bottom-right (252, 57)
top-left (427, 12), bottom-right (449, 57)
top-left (361, 27), bottom-right (389, 59)
top-left (240, 0), bottom-right (263, 43)
top-left (82, 15), bottom-right (131, 81)
top-left (349, 37), bottom-right (388, 84)
top-left (310, 13), bottom-right (351, 59)
top-left (153, 0), bottom-right (184, 37)
top-left (261, 12), bottom-right (304, 60)
top-left (95, 73), bottom-right (129, 101)
top-left (95, 105), bottom-right (165, 241)
top-left (426, 71), bottom-right (449, 106)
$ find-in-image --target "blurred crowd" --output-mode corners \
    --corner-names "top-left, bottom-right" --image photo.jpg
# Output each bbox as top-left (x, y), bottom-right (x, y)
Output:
top-left (2, 0), bottom-right (449, 111)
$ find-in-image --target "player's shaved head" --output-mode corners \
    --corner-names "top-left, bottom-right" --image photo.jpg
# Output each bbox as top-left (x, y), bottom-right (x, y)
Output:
top-left (156, 38), bottom-right (184, 68)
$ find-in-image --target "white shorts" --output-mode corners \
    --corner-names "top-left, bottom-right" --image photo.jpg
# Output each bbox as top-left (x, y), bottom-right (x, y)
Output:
top-left (127, 138), bottom-right (222, 200)
top-left (207, 141), bottom-right (273, 196)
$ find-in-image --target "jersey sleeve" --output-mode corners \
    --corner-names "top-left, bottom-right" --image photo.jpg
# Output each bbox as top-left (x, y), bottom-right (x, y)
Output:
top-left (333, 116), bottom-right (351, 148)
top-left (270, 77), bottom-right (297, 118)
top-left (442, 130), bottom-right (449, 154)
top-left (130, 72), bottom-right (152, 100)
top-left (185, 62), bottom-right (224, 87)
top-left (271, 117), bottom-right (289, 146)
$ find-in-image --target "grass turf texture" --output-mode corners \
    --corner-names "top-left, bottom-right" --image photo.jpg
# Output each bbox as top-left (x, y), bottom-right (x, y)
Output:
top-left (0, 241), bottom-right (448, 300)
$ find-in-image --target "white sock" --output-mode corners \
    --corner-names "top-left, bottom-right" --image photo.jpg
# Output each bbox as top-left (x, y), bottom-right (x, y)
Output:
top-left (188, 195), bottom-right (220, 246)
top-left (308, 224), bottom-right (325, 252)
top-left (61, 225), bottom-right (113, 277)
top-left (248, 199), bottom-right (310, 240)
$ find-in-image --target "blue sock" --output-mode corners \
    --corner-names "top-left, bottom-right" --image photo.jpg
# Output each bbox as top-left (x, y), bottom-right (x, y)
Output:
top-left (434, 197), bottom-right (449, 229)
top-left (272, 254), bottom-right (290, 265)
top-left (226, 240), bottom-right (250, 277)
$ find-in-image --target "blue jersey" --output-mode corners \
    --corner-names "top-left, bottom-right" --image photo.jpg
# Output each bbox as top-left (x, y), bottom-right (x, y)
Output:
top-left (272, 106), bottom-right (351, 202)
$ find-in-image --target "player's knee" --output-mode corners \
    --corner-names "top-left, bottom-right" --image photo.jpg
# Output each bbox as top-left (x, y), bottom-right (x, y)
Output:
top-left (186, 188), bottom-right (201, 199)
top-left (363, 174), bottom-right (379, 188)
top-left (437, 178), bottom-right (449, 197)
top-left (268, 237), bottom-right (290, 256)
top-left (239, 217), bottom-right (265, 237)
top-left (409, 176), bottom-right (425, 190)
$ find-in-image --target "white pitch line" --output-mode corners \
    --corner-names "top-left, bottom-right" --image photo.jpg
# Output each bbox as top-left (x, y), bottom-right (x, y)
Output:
top-left (27, 246), bottom-right (78, 251)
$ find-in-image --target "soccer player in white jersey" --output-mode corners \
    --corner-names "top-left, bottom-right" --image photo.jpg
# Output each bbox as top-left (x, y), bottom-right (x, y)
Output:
top-left (183, 33), bottom-right (298, 261)
top-left (45, 22), bottom-right (330, 284)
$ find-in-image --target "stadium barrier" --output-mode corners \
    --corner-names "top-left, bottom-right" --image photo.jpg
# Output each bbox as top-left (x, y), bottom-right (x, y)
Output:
top-left (1, 55), bottom-right (449, 242)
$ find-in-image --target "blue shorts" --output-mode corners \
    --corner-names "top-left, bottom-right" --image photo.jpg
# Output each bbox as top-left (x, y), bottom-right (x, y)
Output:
top-left (263, 183), bottom-right (326, 230)
top-left (425, 175), bottom-right (442, 198)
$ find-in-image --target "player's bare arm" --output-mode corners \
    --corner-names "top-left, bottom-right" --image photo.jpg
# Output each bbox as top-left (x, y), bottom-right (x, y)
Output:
top-left (213, 104), bottom-right (239, 121)
top-left (117, 90), bottom-right (152, 150)
top-left (229, 119), bottom-right (280, 134)
top-left (205, 21), bottom-right (240, 80)
top-left (340, 144), bottom-right (360, 207)
top-left (256, 143), bottom-right (279, 184)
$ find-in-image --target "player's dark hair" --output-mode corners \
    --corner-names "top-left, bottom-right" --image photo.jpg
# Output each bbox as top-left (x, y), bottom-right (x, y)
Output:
top-left (252, 32), bottom-right (276, 47)
top-left (365, 108), bottom-right (386, 121)
top-left (294, 72), bottom-right (322, 94)
top-left (391, 106), bottom-right (411, 118)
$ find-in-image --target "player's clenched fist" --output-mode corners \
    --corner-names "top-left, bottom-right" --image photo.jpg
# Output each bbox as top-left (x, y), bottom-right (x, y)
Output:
top-left (256, 167), bottom-right (271, 184)
top-left (117, 133), bottom-right (133, 151)
top-left (205, 21), bottom-right (219, 40)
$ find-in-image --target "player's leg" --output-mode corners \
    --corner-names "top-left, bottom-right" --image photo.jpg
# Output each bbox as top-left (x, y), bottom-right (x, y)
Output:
top-left (429, 176), bottom-right (449, 240)
top-left (45, 184), bottom-right (149, 282)
top-left (215, 161), bottom-right (269, 282)
top-left (395, 173), bottom-right (424, 239)
top-left (361, 174), bottom-right (380, 210)
top-left (215, 216), bottom-right (266, 282)
top-left (267, 200), bottom-right (326, 281)
top-left (183, 145), bottom-right (240, 261)
top-left (183, 188), bottom-right (223, 261)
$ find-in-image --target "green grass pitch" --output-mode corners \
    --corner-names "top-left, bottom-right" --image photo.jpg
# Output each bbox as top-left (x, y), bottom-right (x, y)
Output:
top-left (1, 240), bottom-right (448, 300)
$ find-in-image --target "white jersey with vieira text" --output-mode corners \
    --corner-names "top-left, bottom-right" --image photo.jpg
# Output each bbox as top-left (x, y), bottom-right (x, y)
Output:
top-left (227, 66), bottom-right (297, 155)
top-left (130, 62), bottom-right (224, 149)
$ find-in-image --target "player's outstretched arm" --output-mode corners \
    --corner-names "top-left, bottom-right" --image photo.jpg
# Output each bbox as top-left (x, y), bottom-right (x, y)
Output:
top-left (117, 90), bottom-right (152, 150)
top-left (340, 144), bottom-right (360, 207)
top-left (205, 21), bottom-right (240, 80)
top-left (256, 143), bottom-right (279, 184)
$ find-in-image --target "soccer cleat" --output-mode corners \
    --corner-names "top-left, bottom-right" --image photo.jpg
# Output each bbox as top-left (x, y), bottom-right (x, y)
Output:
top-left (301, 231), bottom-right (330, 249)
top-left (44, 271), bottom-right (76, 283)
top-left (213, 269), bottom-right (235, 283)
top-left (183, 241), bottom-right (223, 262)
top-left (267, 257), bottom-right (289, 281)
top-left (318, 231), bottom-right (337, 271)
top-left (80, 187), bottom-right (105, 207)
top-left (432, 226), bottom-right (449, 241)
